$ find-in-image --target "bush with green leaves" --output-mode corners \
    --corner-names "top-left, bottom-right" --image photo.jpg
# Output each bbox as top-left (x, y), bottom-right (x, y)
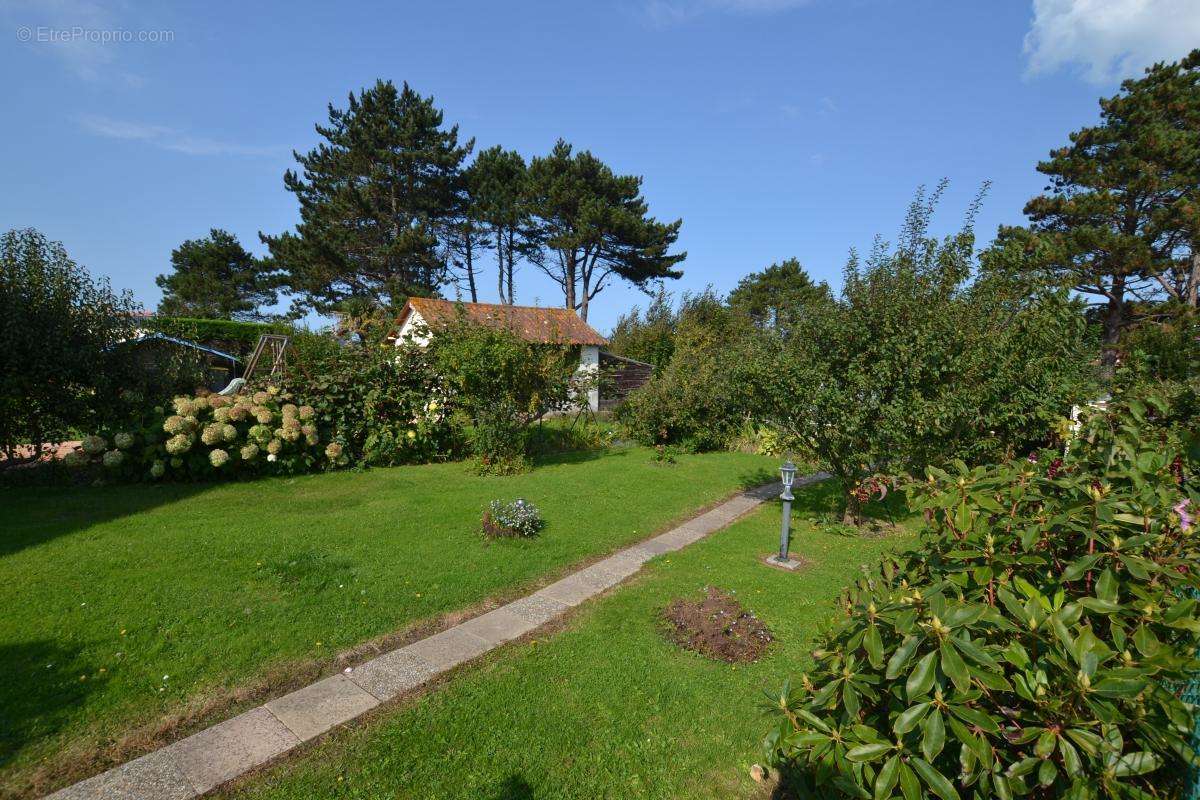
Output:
top-left (280, 332), bottom-right (458, 466)
top-left (762, 391), bottom-right (1200, 800)
top-left (149, 316), bottom-right (292, 360)
top-left (428, 317), bottom-right (583, 475)
top-left (616, 291), bottom-right (763, 451)
top-left (0, 228), bottom-right (204, 466)
top-left (753, 184), bottom-right (1093, 523)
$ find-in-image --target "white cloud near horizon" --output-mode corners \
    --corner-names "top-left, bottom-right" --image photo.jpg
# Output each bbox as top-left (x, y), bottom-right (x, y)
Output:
top-left (78, 114), bottom-right (284, 158)
top-left (1024, 0), bottom-right (1200, 83)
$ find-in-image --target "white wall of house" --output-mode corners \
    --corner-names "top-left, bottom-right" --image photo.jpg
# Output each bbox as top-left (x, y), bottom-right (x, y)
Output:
top-left (578, 344), bottom-right (600, 412)
top-left (394, 309), bottom-right (430, 346)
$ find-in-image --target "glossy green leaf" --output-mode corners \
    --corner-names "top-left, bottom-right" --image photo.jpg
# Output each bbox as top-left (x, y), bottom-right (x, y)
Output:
top-left (907, 651), bottom-right (937, 698)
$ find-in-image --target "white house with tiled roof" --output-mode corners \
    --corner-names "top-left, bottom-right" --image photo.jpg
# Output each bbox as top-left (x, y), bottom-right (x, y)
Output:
top-left (389, 298), bottom-right (610, 411)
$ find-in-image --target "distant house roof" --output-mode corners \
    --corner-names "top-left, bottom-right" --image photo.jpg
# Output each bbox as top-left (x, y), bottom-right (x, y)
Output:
top-left (393, 298), bottom-right (608, 346)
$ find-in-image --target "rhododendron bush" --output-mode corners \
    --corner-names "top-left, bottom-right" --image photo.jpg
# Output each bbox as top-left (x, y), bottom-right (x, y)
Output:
top-left (762, 390), bottom-right (1200, 800)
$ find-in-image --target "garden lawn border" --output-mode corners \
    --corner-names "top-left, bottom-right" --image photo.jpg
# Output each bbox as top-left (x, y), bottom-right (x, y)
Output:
top-left (45, 473), bottom-right (827, 800)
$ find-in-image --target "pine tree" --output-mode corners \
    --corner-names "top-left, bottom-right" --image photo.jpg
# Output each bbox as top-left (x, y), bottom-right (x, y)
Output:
top-left (470, 146), bottom-right (536, 305)
top-left (261, 80), bottom-right (473, 314)
top-left (1001, 49), bottom-right (1200, 361)
top-left (156, 229), bottom-right (279, 319)
top-left (446, 164), bottom-right (490, 304)
top-left (526, 140), bottom-right (685, 321)
top-left (728, 258), bottom-right (832, 334)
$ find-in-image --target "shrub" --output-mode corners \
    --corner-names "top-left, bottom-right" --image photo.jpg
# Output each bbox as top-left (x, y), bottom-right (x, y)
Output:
top-left (74, 389), bottom-right (326, 481)
top-left (616, 291), bottom-right (762, 451)
top-left (148, 317), bottom-right (292, 360)
top-left (0, 228), bottom-right (202, 467)
top-left (429, 316), bottom-right (584, 474)
top-left (753, 186), bottom-right (1093, 523)
top-left (762, 391), bottom-right (1200, 800)
top-left (280, 332), bottom-right (458, 467)
top-left (482, 499), bottom-right (544, 538)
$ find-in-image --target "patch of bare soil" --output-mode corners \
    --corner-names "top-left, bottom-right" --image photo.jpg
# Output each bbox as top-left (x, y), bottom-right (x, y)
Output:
top-left (661, 587), bottom-right (774, 663)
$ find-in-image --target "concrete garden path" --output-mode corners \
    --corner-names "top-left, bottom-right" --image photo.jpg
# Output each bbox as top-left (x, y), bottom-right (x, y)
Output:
top-left (48, 474), bottom-right (826, 800)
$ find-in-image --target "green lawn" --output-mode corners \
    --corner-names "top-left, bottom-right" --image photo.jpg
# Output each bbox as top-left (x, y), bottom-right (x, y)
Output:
top-left (219, 480), bottom-right (918, 800)
top-left (0, 447), bottom-right (773, 797)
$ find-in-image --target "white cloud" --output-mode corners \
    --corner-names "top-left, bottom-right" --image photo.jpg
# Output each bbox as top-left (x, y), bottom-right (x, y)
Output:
top-left (641, 0), bottom-right (809, 26)
top-left (2, 0), bottom-right (161, 86)
top-left (1024, 0), bottom-right (1200, 83)
top-left (78, 114), bottom-right (283, 157)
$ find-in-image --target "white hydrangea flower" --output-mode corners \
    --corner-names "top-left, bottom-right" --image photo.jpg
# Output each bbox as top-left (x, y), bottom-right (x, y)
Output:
top-left (81, 435), bottom-right (107, 455)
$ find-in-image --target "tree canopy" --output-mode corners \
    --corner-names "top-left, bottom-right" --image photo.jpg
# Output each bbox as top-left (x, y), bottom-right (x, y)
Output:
top-left (1, 229), bottom-right (201, 464)
top-left (155, 229), bottom-right (279, 320)
top-left (526, 139), bottom-right (686, 321)
top-left (999, 48), bottom-right (1200, 360)
top-left (753, 185), bottom-right (1091, 521)
top-left (728, 257), bottom-right (832, 334)
top-left (469, 146), bottom-right (537, 305)
top-left (262, 80), bottom-right (473, 314)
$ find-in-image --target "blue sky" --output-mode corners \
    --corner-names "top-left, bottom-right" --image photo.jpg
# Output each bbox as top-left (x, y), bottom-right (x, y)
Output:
top-left (3, 0), bottom-right (1199, 333)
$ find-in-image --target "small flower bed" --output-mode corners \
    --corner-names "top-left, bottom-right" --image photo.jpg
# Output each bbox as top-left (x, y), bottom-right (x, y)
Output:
top-left (482, 498), bottom-right (545, 538)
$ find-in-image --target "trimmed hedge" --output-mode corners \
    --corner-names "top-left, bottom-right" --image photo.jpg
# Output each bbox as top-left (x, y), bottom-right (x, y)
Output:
top-left (147, 317), bottom-right (293, 358)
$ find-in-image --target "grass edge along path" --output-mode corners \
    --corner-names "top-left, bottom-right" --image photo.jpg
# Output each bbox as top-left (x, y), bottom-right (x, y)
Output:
top-left (43, 477), bottom-right (808, 800)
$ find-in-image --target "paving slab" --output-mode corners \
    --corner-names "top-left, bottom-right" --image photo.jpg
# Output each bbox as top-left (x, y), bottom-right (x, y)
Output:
top-left (573, 562), bottom-right (632, 591)
top-left (650, 525), bottom-right (708, 550)
top-left (265, 674), bottom-right (379, 741)
top-left (456, 607), bottom-right (539, 645)
top-left (535, 573), bottom-right (604, 606)
top-left (46, 750), bottom-right (194, 800)
top-left (504, 593), bottom-right (570, 625)
top-left (635, 534), bottom-right (684, 556)
top-left (348, 648), bottom-right (438, 702)
top-left (168, 707), bottom-right (299, 794)
top-left (403, 627), bottom-right (492, 672)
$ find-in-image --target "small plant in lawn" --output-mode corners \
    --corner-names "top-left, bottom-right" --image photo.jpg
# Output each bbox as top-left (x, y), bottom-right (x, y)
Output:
top-left (482, 499), bottom-right (545, 538)
top-left (653, 443), bottom-right (678, 466)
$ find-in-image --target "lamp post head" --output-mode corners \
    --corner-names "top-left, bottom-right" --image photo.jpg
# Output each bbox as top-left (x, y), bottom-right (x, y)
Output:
top-left (780, 460), bottom-right (797, 489)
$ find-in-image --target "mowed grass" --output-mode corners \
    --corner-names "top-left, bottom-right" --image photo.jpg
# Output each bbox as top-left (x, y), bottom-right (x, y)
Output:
top-left (0, 447), bottom-right (773, 794)
top-left (220, 480), bottom-right (918, 800)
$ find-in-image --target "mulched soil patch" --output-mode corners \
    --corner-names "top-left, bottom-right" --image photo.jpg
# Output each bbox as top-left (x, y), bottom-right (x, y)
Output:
top-left (660, 587), bottom-right (774, 663)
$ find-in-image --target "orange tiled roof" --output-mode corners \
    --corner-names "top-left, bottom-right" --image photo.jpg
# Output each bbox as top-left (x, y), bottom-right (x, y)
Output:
top-left (398, 298), bottom-right (608, 346)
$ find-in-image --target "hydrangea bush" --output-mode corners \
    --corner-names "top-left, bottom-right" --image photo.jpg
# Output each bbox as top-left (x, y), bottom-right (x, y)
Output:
top-left (71, 388), bottom-right (328, 481)
top-left (762, 390), bottom-right (1200, 800)
top-left (482, 499), bottom-right (545, 538)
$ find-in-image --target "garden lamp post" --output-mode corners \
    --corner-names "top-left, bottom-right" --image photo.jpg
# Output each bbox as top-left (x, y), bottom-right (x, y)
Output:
top-left (778, 460), bottom-right (796, 562)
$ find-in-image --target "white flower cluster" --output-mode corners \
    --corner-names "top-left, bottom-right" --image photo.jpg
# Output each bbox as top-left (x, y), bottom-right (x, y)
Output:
top-left (486, 498), bottom-right (545, 538)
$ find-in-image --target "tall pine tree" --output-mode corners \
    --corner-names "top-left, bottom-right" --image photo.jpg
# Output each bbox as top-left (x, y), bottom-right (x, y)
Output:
top-left (262, 80), bottom-right (472, 314)
top-left (526, 140), bottom-right (685, 321)
top-left (156, 229), bottom-right (279, 320)
top-left (999, 49), bottom-right (1200, 361)
top-left (471, 146), bottom-right (536, 305)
